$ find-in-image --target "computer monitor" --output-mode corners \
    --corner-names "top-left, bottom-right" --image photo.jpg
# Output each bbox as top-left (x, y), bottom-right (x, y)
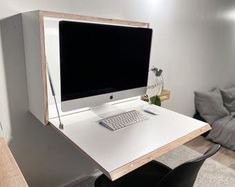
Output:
top-left (59, 21), bottom-right (152, 112)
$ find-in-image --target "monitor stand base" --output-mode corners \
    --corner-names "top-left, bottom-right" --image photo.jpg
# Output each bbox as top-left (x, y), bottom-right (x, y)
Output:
top-left (91, 103), bottom-right (125, 119)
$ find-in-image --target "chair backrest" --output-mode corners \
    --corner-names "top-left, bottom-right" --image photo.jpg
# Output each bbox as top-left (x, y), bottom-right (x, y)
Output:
top-left (157, 144), bottom-right (221, 187)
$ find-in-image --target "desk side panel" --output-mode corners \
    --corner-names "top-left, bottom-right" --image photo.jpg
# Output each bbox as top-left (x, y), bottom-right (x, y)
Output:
top-left (22, 11), bottom-right (47, 125)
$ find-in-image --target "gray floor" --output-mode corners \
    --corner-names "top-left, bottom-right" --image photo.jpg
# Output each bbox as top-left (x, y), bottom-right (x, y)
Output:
top-left (186, 136), bottom-right (235, 170)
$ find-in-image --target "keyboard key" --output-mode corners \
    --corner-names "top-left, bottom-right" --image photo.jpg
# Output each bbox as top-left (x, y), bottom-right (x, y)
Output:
top-left (99, 110), bottom-right (148, 131)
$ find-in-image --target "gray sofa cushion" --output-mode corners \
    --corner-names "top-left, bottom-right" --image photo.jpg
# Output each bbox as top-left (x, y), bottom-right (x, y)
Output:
top-left (220, 87), bottom-right (235, 112)
top-left (194, 89), bottom-right (229, 124)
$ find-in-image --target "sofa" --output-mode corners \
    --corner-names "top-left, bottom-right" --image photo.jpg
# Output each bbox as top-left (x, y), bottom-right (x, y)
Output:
top-left (194, 86), bottom-right (235, 150)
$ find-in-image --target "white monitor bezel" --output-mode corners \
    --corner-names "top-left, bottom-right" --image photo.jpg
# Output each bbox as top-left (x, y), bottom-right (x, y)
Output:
top-left (61, 87), bottom-right (147, 112)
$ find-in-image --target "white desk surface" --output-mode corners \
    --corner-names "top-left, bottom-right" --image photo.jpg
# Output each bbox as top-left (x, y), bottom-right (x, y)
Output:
top-left (50, 99), bottom-right (210, 181)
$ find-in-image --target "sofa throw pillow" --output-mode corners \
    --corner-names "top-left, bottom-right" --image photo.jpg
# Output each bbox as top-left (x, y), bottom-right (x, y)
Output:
top-left (194, 89), bottom-right (229, 124)
top-left (220, 86), bottom-right (235, 112)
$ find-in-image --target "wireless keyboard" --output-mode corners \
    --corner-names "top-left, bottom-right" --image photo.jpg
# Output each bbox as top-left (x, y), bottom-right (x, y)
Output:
top-left (99, 110), bottom-right (148, 131)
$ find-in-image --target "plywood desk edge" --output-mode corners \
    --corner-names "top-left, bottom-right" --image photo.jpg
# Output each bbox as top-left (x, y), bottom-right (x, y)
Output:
top-left (109, 124), bottom-right (211, 180)
top-left (0, 138), bottom-right (28, 186)
top-left (50, 121), bottom-right (210, 181)
top-left (39, 10), bottom-right (149, 28)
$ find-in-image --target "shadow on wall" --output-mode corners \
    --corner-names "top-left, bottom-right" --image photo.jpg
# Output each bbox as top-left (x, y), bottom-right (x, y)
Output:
top-left (0, 14), bottom-right (95, 187)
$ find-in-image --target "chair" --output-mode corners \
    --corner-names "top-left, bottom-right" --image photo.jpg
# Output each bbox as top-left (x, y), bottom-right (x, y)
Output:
top-left (95, 144), bottom-right (221, 187)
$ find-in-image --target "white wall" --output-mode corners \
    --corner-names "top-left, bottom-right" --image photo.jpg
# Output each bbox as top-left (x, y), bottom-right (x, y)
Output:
top-left (0, 0), bottom-right (235, 186)
top-left (69, 0), bottom-right (235, 115)
top-left (0, 1), bottom-right (96, 187)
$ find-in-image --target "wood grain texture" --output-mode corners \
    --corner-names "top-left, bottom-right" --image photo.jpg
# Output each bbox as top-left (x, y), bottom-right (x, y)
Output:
top-left (159, 89), bottom-right (170, 101)
top-left (40, 10), bottom-right (149, 28)
top-left (0, 138), bottom-right (28, 187)
top-left (39, 12), bottom-right (49, 124)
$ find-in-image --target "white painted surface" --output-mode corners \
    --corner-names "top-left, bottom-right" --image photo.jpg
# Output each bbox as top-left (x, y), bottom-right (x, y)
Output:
top-left (0, 0), bottom-right (235, 186)
top-left (22, 11), bottom-right (46, 124)
top-left (50, 99), bottom-right (207, 173)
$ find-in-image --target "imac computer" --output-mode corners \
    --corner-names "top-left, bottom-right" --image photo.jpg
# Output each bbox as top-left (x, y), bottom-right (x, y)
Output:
top-left (59, 21), bottom-right (152, 112)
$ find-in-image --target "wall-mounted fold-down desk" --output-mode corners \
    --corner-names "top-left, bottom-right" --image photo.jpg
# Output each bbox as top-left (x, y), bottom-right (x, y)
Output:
top-left (1, 10), bottom-right (210, 182)
top-left (50, 99), bottom-right (211, 181)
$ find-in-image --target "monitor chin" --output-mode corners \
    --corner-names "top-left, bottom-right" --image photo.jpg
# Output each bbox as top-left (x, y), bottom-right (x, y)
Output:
top-left (61, 87), bottom-right (147, 112)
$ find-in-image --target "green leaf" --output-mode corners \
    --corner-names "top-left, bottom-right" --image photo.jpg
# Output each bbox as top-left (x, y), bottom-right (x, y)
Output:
top-left (150, 95), bottom-right (161, 106)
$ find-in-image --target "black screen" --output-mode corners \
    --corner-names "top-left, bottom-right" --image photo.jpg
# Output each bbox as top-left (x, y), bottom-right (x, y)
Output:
top-left (59, 21), bottom-right (152, 101)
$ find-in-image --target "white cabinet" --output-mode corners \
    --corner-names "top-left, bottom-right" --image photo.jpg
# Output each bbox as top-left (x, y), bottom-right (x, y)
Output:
top-left (19, 10), bottom-right (149, 125)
